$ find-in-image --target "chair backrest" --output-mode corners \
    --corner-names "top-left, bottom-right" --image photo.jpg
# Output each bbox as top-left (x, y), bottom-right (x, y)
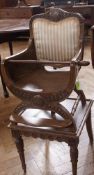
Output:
top-left (30, 7), bottom-right (84, 62)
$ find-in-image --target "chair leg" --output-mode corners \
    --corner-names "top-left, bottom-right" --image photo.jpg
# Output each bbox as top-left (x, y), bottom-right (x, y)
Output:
top-left (86, 110), bottom-right (93, 145)
top-left (0, 58), bottom-right (9, 98)
top-left (11, 129), bottom-right (26, 174)
top-left (0, 73), bottom-right (9, 98)
top-left (8, 41), bottom-right (13, 55)
top-left (69, 141), bottom-right (79, 175)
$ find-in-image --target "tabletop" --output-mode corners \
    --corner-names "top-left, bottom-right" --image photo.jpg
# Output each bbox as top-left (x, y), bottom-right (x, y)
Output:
top-left (0, 18), bottom-right (30, 34)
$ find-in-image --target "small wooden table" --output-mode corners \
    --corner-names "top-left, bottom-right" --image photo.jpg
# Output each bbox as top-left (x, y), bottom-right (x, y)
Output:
top-left (0, 18), bottom-right (30, 97)
top-left (0, 18), bottom-right (30, 55)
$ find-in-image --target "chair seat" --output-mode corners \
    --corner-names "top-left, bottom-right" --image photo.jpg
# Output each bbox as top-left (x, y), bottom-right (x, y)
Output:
top-left (10, 98), bottom-right (93, 138)
top-left (15, 67), bottom-right (70, 93)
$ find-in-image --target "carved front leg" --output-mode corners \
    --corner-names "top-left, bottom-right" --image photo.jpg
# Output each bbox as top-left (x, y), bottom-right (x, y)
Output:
top-left (69, 140), bottom-right (79, 175)
top-left (11, 129), bottom-right (26, 174)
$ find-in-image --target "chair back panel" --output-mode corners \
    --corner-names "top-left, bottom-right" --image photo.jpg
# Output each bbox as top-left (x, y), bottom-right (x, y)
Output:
top-left (32, 17), bottom-right (80, 61)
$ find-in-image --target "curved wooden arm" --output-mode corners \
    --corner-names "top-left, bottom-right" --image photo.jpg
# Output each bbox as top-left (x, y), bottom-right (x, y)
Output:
top-left (5, 39), bottom-right (37, 61)
top-left (72, 48), bottom-right (83, 62)
top-left (8, 59), bottom-right (90, 67)
top-left (8, 59), bottom-right (71, 66)
top-left (1, 46), bottom-right (84, 105)
top-left (1, 58), bottom-right (77, 103)
top-left (72, 60), bottom-right (90, 66)
top-left (7, 48), bottom-right (84, 66)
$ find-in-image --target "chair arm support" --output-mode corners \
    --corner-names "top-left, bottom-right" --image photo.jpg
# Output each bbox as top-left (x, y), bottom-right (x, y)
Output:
top-left (72, 60), bottom-right (90, 66)
top-left (3, 39), bottom-right (37, 62)
top-left (4, 49), bottom-right (35, 62)
top-left (8, 59), bottom-right (90, 66)
top-left (8, 59), bottom-right (71, 66)
top-left (71, 49), bottom-right (83, 62)
top-left (7, 48), bottom-right (86, 67)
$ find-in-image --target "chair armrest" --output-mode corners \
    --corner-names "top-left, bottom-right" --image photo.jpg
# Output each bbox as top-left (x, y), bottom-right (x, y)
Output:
top-left (72, 60), bottom-right (90, 66)
top-left (4, 39), bottom-right (37, 62)
top-left (8, 59), bottom-right (71, 66)
top-left (5, 46), bottom-right (87, 67)
top-left (8, 59), bottom-right (90, 67)
top-left (4, 49), bottom-right (35, 62)
top-left (71, 49), bottom-right (90, 69)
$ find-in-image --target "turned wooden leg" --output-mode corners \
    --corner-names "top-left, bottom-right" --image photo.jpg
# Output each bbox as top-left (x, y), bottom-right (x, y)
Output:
top-left (86, 110), bottom-right (93, 145)
top-left (69, 141), bottom-right (79, 175)
top-left (11, 129), bottom-right (26, 173)
top-left (0, 57), bottom-right (9, 98)
top-left (0, 73), bottom-right (9, 98)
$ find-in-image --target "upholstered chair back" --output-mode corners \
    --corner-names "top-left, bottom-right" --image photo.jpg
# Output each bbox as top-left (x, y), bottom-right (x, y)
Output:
top-left (32, 16), bottom-right (81, 61)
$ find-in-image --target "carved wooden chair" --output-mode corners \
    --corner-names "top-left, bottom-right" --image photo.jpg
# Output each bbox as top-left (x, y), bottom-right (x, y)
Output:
top-left (1, 7), bottom-right (93, 175)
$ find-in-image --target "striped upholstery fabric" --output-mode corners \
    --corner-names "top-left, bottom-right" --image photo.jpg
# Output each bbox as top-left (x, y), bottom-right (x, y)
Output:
top-left (32, 17), bottom-right (80, 61)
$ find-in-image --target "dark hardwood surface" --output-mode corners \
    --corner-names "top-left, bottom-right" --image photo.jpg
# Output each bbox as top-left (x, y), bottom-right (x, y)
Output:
top-left (0, 19), bottom-right (29, 33)
top-left (0, 18), bottom-right (29, 49)
top-left (0, 4), bottom-right (44, 44)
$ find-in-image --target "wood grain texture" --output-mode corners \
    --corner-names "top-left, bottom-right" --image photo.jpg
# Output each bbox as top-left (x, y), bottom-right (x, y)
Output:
top-left (0, 40), bottom-right (94, 175)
